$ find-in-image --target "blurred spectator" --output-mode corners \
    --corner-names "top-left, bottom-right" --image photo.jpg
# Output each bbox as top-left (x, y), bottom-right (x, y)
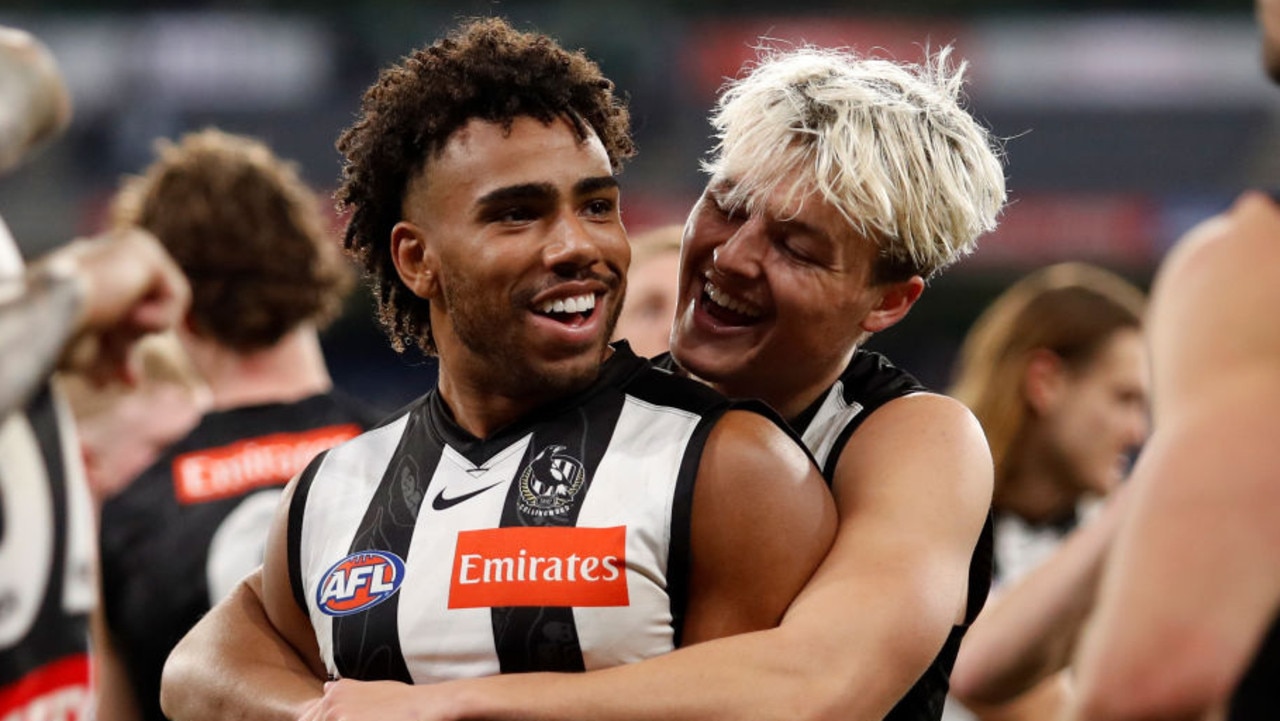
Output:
top-left (947, 262), bottom-right (1149, 720)
top-left (614, 223), bottom-right (682, 357)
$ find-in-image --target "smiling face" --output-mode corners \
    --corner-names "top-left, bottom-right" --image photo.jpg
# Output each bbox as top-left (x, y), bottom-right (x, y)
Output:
top-left (670, 174), bottom-right (899, 418)
top-left (395, 116), bottom-right (628, 408)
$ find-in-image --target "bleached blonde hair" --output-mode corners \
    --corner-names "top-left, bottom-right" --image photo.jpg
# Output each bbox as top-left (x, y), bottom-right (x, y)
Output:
top-left (704, 45), bottom-right (1006, 281)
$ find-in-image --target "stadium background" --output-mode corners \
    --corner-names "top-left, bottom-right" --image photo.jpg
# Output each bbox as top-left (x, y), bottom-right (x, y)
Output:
top-left (0, 0), bottom-right (1265, 410)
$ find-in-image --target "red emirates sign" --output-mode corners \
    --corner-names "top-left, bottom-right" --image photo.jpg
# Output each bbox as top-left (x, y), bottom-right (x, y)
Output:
top-left (172, 424), bottom-right (361, 504)
top-left (448, 526), bottom-right (629, 609)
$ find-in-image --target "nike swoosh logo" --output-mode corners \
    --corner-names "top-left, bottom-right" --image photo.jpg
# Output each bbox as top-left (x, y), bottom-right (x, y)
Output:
top-left (431, 481), bottom-right (504, 511)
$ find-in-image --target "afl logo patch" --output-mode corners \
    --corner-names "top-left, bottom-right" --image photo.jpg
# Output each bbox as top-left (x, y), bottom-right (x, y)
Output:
top-left (517, 445), bottom-right (586, 517)
top-left (316, 550), bottom-right (405, 616)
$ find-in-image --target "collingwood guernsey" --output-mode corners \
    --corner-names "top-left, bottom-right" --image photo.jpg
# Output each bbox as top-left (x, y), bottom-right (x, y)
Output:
top-left (288, 343), bottom-right (768, 683)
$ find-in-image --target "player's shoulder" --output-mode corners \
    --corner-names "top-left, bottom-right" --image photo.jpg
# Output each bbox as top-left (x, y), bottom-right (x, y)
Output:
top-left (619, 350), bottom-right (731, 417)
top-left (1158, 191), bottom-right (1280, 293)
top-left (1150, 191), bottom-right (1280, 390)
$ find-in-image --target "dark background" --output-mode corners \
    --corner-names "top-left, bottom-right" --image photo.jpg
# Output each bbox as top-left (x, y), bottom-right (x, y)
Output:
top-left (1, 0), bottom-right (1266, 411)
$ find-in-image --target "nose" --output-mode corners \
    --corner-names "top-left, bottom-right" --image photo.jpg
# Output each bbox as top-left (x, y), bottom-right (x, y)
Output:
top-left (544, 212), bottom-right (605, 275)
top-left (710, 216), bottom-right (766, 280)
top-left (1124, 405), bottom-right (1151, 447)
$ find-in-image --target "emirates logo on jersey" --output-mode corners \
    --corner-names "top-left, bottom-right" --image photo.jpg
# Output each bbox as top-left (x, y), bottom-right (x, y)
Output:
top-left (448, 526), bottom-right (628, 609)
top-left (516, 445), bottom-right (586, 517)
top-left (316, 550), bottom-right (405, 616)
top-left (173, 425), bottom-right (361, 505)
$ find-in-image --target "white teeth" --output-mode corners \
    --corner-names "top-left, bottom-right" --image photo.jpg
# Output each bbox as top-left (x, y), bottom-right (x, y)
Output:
top-left (704, 281), bottom-right (761, 318)
top-left (537, 293), bottom-right (596, 315)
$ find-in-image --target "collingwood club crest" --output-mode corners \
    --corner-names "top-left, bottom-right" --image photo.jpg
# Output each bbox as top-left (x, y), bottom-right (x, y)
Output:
top-left (517, 445), bottom-right (586, 517)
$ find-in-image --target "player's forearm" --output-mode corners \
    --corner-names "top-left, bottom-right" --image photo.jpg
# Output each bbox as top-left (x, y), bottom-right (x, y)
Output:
top-left (0, 264), bottom-right (83, 416)
top-left (436, 614), bottom-right (946, 721)
top-left (952, 487), bottom-right (1130, 704)
top-left (443, 630), bottom-right (846, 721)
top-left (161, 579), bottom-right (323, 721)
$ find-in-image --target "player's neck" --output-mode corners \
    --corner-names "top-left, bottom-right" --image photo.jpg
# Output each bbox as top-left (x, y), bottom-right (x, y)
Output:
top-left (182, 325), bottom-right (333, 411)
top-left (996, 444), bottom-right (1081, 525)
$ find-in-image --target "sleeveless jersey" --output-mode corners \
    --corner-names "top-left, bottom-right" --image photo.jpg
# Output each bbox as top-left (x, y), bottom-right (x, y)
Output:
top-left (659, 349), bottom-right (994, 721)
top-left (0, 386), bottom-right (95, 721)
top-left (288, 344), bottom-right (744, 683)
top-left (99, 391), bottom-right (379, 721)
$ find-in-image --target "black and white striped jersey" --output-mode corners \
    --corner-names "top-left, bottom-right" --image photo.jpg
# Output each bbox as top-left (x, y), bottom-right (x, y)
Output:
top-left (288, 343), bottom-right (747, 683)
top-left (0, 386), bottom-right (95, 721)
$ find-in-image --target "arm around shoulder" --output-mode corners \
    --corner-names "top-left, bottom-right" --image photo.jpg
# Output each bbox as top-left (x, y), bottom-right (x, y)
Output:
top-left (770, 392), bottom-right (993, 719)
top-left (682, 408), bottom-right (836, 642)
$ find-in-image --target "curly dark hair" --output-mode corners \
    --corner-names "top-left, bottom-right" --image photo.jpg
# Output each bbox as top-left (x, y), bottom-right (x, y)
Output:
top-left (111, 129), bottom-right (353, 352)
top-left (336, 17), bottom-right (635, 355)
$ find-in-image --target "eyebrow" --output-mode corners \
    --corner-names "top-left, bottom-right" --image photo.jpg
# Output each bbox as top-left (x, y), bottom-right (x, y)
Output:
top-left (574, 176), bottom-right (619, 196)
top-left (711, 178), bottom-right (833, 245)
top-left (476, 183), bottom-right (556, 208)
top-left (776, 215), bottom-right (832, 245)
top-left (474, 176), bottom-right (619, 210)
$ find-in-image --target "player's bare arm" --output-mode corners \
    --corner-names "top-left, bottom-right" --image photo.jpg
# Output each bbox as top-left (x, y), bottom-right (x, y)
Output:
top-left (1070, 192), bottom-right (1280, 721)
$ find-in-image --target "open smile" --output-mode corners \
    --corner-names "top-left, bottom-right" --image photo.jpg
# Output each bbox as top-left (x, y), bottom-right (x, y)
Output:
top-left (527, 285), bottom-right (609, 346)
top-left (699, 280), bottom-right (764, 327)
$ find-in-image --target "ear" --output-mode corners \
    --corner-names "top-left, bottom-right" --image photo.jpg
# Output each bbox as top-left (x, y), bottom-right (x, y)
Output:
top-left (390, 221), bottom-right (439, 300)
top-left (1023, 348), bottom-right (1067, 415)
top-left (859, 276), bottom-right (925, 334)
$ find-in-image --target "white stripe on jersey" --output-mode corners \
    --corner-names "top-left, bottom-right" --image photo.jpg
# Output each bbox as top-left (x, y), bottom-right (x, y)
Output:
top-left (572, 395), bottom-right (700, 670)
top-left (800, 380), bottom-right (864, 471)
top-left (302, 412), bottom-right (412, 678)
top-left (399, 434), bottom-right (532, 683)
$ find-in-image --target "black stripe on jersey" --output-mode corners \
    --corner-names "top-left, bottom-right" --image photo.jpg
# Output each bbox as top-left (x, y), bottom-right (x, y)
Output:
top-left (287, 449), bottom-right (332, 616)
top-left (665, 411), bottom-right (712, 649)
top-left (333, 403), bottom-right (442, 683)
top-left (490, 390), bottom-right (627, 674)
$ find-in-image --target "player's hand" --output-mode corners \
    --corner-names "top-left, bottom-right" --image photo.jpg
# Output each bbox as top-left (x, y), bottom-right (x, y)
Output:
top-left (307, 679), bottom-right (447, 721)
top-left (46, 227), bottom-right (190, 385)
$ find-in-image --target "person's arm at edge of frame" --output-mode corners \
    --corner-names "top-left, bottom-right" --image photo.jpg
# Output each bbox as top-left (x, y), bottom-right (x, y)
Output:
top-left (161, 475), bottom-right (327, 721)
top-left (0, 229), bottom-right (189, 418)
top-left (1069, 191), bottom-right (1280, 721)
top-left (91, 600), bottom-right (142, 721)
top-left (950, 481), bottom-right (1134, 706)
top-left (366, 391), bottom-right (993, 721)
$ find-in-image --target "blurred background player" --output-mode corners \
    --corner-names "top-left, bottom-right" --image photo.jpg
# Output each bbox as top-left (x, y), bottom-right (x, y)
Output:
top-left (94, 128), bottom-right (380, 721)
top-left (613, 223), bottom-right (682, 357)
top-left (947, 262), bottom-right (1149, 720)
top-left (1066, 2), bottom-right (1280, 716)
top-left (0, 25), bottom-right (189, 721)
